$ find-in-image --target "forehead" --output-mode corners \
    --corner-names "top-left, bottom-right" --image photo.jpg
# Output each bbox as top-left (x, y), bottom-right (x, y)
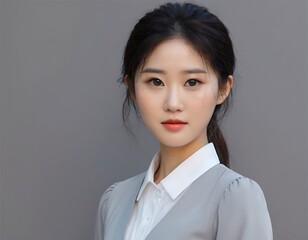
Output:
top-left (144, 38), bottom-right (205, 67)
top-left (135, 38), bottom-right (216, 78)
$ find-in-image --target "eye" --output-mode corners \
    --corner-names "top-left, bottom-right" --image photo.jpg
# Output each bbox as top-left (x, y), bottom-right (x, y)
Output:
top-left (185, 79), bottom-right (200, 87)
top-left (149, 78), bottom-right (164, 86)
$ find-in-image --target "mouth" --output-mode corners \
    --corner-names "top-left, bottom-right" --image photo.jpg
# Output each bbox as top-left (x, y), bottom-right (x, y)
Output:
top-left (161, 119), bottom-right (187, 124)
top-left (161, 119), bottom-right (187, 131)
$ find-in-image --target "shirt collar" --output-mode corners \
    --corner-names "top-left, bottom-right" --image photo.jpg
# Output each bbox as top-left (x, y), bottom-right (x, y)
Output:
top-left (136, 142), bottom-right (220, 201)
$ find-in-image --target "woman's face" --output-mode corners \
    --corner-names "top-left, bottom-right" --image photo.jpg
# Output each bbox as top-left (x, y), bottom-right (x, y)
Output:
top-left (134, 38), bottom-right (229, 150)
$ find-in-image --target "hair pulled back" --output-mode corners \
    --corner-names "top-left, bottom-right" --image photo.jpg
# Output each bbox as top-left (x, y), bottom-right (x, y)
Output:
top-left (121, 2), bottom-right (235, 167)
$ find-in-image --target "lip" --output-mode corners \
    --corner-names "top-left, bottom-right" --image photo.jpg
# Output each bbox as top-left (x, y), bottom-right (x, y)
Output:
top-left (162, 119), bottom-right (187, 124)
top-left (161, 119), bottom-right (187, 131)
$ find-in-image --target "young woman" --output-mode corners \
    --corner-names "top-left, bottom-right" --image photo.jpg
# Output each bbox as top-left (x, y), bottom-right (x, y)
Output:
top-left (95, 2), bottom-right (272, 240)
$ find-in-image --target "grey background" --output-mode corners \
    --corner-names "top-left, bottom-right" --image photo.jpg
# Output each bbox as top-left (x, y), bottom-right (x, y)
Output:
top-left (0, 0), bottom-right (307, 239)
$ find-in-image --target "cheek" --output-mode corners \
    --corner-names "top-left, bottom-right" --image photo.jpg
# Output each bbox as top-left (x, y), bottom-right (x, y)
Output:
top-left (135, 88), bottom-right (156, 117)
top-left (193, 86), bottom-right (219, 107)
top-left (136, 96), bottom-right (150, 113)
top-left (187, 89), bottom-right (218, 124)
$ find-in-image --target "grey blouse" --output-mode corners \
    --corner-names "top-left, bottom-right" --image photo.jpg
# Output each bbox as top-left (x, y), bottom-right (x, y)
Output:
top-left (95, 164), bottom-right (273, 240)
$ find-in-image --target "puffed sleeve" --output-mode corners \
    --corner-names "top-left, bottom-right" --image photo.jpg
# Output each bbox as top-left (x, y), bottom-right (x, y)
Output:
top-left (216, 177), bottom-right (273, 240)
top-left (94, 183), bottom-right (118, 240)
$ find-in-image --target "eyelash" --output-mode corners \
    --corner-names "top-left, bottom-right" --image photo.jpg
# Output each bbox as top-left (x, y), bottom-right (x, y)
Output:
top-left (148, 78), bottom-right (164, 86)
top-left (147, 78), bottom-right (201, 87)
top-left (185, 79), bottom-right (201, 87)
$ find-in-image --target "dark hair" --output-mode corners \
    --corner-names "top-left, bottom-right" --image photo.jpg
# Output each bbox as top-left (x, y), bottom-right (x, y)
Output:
top-left (121, 2), bottom-right (235, 167)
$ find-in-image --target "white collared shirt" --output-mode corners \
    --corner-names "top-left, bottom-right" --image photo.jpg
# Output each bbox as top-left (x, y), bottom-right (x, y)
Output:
top-left (124, 143), bottom-right (220, 240)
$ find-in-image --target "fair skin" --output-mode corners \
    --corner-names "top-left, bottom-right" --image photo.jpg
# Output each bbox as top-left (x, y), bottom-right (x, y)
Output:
top-left (127, 38), bottom-right (233, 184)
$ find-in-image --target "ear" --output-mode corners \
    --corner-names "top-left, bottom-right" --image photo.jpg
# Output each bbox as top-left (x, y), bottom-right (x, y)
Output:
top-left (124, 75), bottom-right (136, 101)
top-left (216, 75), bottom-right (233, 105)
top-left (124, 75), bottom-right (130, 87)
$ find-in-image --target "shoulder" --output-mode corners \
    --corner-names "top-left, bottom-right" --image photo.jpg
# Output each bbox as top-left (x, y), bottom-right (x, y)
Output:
top-left (95, 172), bottom-right (146, 240)
top-left (112, 171), bottom-right (146, 194)
top-left (207, 165), bottom-right (270, 218)
top-left (213, 166), bottom-right (273, 239)
top-left (217, 165), bottom-right (266, 204)
top-left (98, 171), bottom-right (146, 212)
top-left (209, 164), bottom-right (262, 195)
top-left (174, 164), bottom-right (267, 215)
top-left (100, 171), bottom-right (146, 200)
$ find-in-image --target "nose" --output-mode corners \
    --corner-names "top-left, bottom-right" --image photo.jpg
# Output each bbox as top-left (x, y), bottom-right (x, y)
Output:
top-left (163, 86), bottom-right (184, 113)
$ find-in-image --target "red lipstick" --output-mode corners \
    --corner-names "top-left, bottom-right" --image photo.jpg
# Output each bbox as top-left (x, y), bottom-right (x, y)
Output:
top-left (161, 119), bottom-right (187, 131)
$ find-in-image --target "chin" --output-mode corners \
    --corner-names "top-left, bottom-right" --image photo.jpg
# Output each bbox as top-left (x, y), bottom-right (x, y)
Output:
top-left (158, 138), bottom-right (193, 148)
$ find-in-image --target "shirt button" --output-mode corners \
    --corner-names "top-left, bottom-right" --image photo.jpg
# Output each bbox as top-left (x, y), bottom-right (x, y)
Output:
top-left (146, 217), bottom-right (151, 221)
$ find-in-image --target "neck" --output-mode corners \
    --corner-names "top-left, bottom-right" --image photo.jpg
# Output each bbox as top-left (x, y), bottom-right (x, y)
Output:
top-left (154, 136), bottom-right (208, 184)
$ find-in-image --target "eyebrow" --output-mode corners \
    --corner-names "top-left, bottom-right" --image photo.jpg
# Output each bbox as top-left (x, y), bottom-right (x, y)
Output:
top-left (141, 68), bottom-right (165, 74)
top-left (183, 68), bottom-right (208, 74)
top-left (141, 67), bottom-right (207, 74)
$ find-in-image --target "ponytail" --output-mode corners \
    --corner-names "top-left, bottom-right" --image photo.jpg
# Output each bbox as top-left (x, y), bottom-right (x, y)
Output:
top-left (207, 116), bottom-right (229, 167)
